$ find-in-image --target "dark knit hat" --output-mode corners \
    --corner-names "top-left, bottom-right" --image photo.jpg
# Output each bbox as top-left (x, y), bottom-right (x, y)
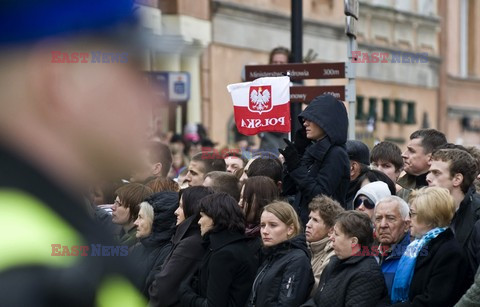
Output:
top-left (346, 140), bottom-right (370, 165)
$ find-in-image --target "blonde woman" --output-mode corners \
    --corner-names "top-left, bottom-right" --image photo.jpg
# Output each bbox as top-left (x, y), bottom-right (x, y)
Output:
top-left (391, 187), bottom-right (470, 305)
top-left (247, 201), bottom-right (314, 307)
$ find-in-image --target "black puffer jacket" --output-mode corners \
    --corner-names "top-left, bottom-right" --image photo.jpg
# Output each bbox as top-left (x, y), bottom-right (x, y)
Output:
top-left (130, 191), bottom-right (177, 297)
top-left (282, 95), bottom-right (350, 224)
top-left (302, 255), bottom-right (387, 307)
top-left (247, 234), bottom-right (314, 307)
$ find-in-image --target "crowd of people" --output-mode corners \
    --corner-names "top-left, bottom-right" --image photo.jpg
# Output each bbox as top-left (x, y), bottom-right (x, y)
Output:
top-left (86, 99), bottom-right (480, 307)
top-left (2, 1), bottom-right (480, 306)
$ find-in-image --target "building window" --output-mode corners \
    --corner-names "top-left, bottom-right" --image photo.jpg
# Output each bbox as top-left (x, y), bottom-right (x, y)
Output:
top-left (382, 98), bottom-right (392, 122)
top-left (405, 101), bottom-right (416, 124)
top-left (356, 95), bottom-right (366, 120)
top-left (394, 99), bottom-right (404, 123)
top-left (368, 97), bottom-right (377, 120)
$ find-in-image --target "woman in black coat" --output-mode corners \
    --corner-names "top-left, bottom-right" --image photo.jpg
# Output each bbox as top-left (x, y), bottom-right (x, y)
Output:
top-left (302, 211), bottom-right (387, 307)
top-left (239, 176), bottom-right (279, 267)
top-left (130, 191), bottom-right (178, 296)
top-left (149, 186), bottom-right (215, 307)
top-left (247, 201), bottom-right (314, 307)
top-left (390, 187), bottom-right (470, 306)
top-left (179, 193), bottom-right (257, 307)
top-left (279, 94), bottom-right (350, 225)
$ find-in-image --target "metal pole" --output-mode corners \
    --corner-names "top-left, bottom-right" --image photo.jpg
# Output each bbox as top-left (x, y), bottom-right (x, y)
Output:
top-left (290, 0), bottom-right (303, 135)
top-left (347, 36), bottom-right (357, 140)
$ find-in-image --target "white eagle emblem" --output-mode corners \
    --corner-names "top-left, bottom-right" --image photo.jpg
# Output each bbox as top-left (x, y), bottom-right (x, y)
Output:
top-left (248, 85), bottom-right (272, 114)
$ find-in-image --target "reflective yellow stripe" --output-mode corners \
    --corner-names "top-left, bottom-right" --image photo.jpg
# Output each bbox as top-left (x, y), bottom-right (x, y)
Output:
top-left (96, 275), bottom-right (147, 307)
top-left (0, 188), bottom-right (82, 271)
top-left (0, 188), bottom-right (146, 306)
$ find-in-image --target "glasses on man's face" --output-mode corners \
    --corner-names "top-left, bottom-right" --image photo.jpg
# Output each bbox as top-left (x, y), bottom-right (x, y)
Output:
top-left (114, 199), bottom-right (125, 208)
top-left (354, 197), bottom-right (375, 210)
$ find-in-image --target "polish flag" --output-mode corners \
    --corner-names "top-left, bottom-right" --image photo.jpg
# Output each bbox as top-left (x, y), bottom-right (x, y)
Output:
top-left (227, 76), bottom-right (291, 136)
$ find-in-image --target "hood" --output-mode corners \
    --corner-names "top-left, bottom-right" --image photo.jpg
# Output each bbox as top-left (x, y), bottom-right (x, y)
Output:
top-left (145, 191), bottom-right (178, 236)
top-left (298, 94), bottom-right (348, 146)
top-left (353, 181), bottom-right (391, 206)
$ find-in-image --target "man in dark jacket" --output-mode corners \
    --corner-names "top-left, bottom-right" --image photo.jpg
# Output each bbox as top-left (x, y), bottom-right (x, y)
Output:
top-left (280, 94), bottom-right (350, 225)
top-left (427, 148), bottom-right (480, 275)
top-left (397, 129), bottom-right (447, 201)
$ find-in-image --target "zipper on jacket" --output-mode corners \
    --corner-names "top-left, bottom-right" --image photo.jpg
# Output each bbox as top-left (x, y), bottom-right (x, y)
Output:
top-left (249, 263), bottom-right (270, 306)
top-left (286, 274), bottom-right (295, 297)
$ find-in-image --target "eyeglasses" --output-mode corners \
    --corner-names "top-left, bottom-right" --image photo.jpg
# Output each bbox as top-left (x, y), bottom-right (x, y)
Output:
top-left (354, 197), bottom-right (375, 210)
top-left (409, 210), bottom-right (418, 218)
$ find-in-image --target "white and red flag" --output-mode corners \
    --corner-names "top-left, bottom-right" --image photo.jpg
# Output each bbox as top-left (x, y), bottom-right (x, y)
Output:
top-left (227, 76), bottom-right (291, 136)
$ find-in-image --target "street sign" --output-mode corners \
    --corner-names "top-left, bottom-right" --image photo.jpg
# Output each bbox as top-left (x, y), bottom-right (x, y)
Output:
top-left (245, 62), bottom-right (346, 81)
top-left (290, 86), bottom-right (345, 102)
top-left (147, 71), bottom-right (190, 102)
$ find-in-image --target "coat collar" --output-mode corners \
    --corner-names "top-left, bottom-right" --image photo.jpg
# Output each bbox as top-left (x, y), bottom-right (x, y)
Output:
top-left (309, 236), bottom-right (332, 256)
top-left (205, 229), bottom-right (246, 251)
top-left (397, 172), bottom-right (428, 190)
top-left (172, 215), bottom-right (198, 245)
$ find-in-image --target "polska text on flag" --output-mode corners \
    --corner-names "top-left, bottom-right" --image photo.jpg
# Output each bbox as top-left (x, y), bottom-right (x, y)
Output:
top-left (227, 76), bottom-right (291, 136)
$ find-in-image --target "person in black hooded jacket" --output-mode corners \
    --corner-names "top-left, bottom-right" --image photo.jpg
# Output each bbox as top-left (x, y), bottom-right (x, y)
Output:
top-left (149, 186), bottom-right (215, 307)
top-left (247, 201), bottom-right (314, 307)
top-left (280, 94), bottom-right (350, 225)
top-left (130, 191), bottom-right (178, 297)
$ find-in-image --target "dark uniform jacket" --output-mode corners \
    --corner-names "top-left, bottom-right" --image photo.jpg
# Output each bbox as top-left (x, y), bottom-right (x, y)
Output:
top-left (0, 146), bottom-right (144, 306)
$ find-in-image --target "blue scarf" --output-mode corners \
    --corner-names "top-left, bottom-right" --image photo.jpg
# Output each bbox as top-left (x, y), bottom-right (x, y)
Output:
top-left (391, 227), bottom-right (447, 303)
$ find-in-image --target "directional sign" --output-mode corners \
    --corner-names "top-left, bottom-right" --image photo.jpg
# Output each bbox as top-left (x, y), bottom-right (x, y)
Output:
top-left (245, 62), bottom-right (346, 81)
top-left (290, 86), bottom-right (345, 102)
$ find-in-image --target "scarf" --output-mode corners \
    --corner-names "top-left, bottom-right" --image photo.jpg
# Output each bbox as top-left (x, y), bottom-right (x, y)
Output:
top-left (391, 227), bottom-right (447, 303)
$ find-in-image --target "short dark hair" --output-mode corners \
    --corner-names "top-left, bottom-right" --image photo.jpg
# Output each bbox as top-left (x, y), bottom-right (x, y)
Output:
top-left (246, 157), bottom-right (283, 184)
top-left (308, 195), bottom-right (345, 229)
top-left (432, 149), bottom-right (477, 194)
top-left (192, 151), bottom-right (226, 174)
top-left (466, 146), bottom-right (480, 176)
top-left (370, 141), bottom-right (403, 172)
top-left (205, 171), bottom-right (241, 201)
top-left (223, 150), bottom-right (248, 166)
top-left (199, 193), bottom-right (245, 234)
top-left (147, 141), bottom-right (173, 177)
top-left (410, 129), bottom-right (447, 154)
top-left (115, 183), bottom-right (153, 222)
top-left (179, 186), bottom-right (215, 221)
top-left (335, 211), bottom-right (374, 247)
top-left (356, 169), bottom-right (396, 196)
top-left (241, 176), bottom-right (279, 224)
